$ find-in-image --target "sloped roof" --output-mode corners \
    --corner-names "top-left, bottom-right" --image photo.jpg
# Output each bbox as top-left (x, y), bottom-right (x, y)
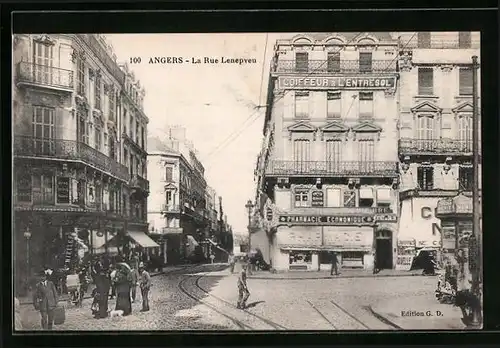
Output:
top-left (147, 136), bottom-right (180, 154)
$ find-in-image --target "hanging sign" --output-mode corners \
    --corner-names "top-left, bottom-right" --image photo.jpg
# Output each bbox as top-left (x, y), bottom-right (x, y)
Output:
top-left (311, 191), bottom-right (324, 207)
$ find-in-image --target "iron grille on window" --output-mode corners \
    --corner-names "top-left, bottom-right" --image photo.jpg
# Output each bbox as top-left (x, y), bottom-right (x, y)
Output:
top-left (459, 68), bottom-right (473, 95)
top-left (459, 166), bottom-right (474, 191)
top-left (458, 32), bottom-right (471, 49)
top-left (295, 52), bottom-right (309, 72)
top-left (417, 32), bottom-right (431, 48)
top-left (327, 52), bottom-right (340, 72)
top-left (418, 68), bottom-right (434, 95)
top-left (417, 166), bottom-right (434, 190)
top-left (359, 52), bottom-right (372, 73)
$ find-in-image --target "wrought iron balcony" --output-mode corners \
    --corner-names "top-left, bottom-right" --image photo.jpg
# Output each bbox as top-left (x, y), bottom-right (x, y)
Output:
top-left (436, 199), bottom-right (473, 216)
top-left (275, 60), bottom-right (397, 74)
top-left (122, 132), bottom-right (146, 155)
top-left (129, 174), bottom-right (149, 192)
top-left (14, 135), bottom-right (129, 181)
top-left (16, 62), bottom-right (74, 91)
top-left (265, 160), bottom-right (398, 177)
top-left (161, 204), bottom-right (181, 214)
top-left (399, 138), bottom-right (473, 155)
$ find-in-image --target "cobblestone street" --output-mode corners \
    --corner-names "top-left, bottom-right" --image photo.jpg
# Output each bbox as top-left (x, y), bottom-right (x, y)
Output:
top-left (18, 264), bottom-right (454, 331)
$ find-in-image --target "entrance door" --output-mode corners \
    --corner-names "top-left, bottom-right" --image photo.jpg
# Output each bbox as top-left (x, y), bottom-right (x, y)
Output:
top-left (375, 230), bottom-right (393, 269)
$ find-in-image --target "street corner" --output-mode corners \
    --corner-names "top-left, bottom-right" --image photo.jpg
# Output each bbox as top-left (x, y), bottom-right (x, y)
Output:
top-left (369, 295), bottom-right (466, 330)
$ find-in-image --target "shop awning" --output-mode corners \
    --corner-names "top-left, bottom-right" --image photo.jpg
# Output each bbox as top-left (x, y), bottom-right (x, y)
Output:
top-left (127, 231), bottom-right (160, 248)
top-left (186, 235), bottom-right (199, 247)
top-left (376, 188), bottom-right (392, 203)
top-left (359, 188), bottom-right (374, 200)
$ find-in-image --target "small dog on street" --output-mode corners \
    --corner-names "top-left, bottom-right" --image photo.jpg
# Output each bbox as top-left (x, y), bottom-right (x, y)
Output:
top-left (108, 309), bottom-right (124, 318)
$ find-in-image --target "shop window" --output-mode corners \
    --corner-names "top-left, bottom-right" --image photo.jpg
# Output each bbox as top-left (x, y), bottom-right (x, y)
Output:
top-left (417, 166), bottom-right (434, 190)
top-left (33, 173), bottom-right (54, 205)
top-left (295, 52), bottom-right (309, 72)
top-left (56, 177), bottom-right (71, 204)
top-left (459, 166), bottom-right (473, 191)
top-left (327, 52), bottom-right (340, 73)
top-left (318, 250), bottom-right (334, 264)
top-left (418, 68), bottom-right (434, 95)
top-left (289, 250), bottom-right (312, 265)
top-left (359, 188), bottom-right (374, 208)
top-left (17, 173), bottom-right (32, 203)
top-left (294, 190), bottom-right (309, 207)
top-left (459, 68), bottom-right (473, 96)
top-left (417, 32), bottom-right (431, 48)
top-left (326, 188), bottom-right (342, 207)
top-left (294, 91), bottom-right (310, 119)
top-left (342, 251), bottom-right (364, 264)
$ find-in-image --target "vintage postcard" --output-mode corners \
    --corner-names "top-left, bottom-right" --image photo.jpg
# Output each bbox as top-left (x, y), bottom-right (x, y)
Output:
top-left (12, 31), bottom-right (483, 331)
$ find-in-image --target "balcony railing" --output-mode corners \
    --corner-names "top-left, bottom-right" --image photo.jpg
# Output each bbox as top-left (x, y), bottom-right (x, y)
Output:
top-left (14, 135), bottom-right (129, 181)
top-left (436, 200), bottom-right (473, 216)
top-left (129, 174), bottom-right (149, 192)
top-left (275, 60), bottom-right (397, 74)
top-left (266, 160), bottom-right (398, 177)
top-left (161, 204), bottom-right (181, 213)
top-left (399, 139), bottom-right (473, 155)
top-left (122, 132), bottom-right (146, 154)
top-left (401, 37), bottom-right (480, 49)
top-left (17, 62), bottom-right (74, 91)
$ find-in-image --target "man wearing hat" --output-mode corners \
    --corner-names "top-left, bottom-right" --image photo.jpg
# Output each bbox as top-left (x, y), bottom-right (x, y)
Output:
top-left (138, 262), bottom-right (151, 312)
top-left (32, 269), bottom-right (58, 330)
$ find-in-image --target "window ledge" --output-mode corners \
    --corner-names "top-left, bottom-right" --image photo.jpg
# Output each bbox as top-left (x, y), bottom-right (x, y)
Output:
top-left (454, 95), bottom-right (473, 99)
top-left (414, 95), bottom-right (439, 99)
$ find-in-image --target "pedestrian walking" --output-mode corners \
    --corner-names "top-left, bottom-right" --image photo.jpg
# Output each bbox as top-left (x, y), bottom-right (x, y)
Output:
top-left (94, 259), bottom-right (110, 319)
top-left (109, 265), bottom-right (117, 299)
top-left (228, 252), bottom-right (236, 273)
top-left (114, 263), bottom-right (133, 316)
top-left (236, 264), bottom-right (250, 309)
top-left (32, 269), bottom-right (59, 330)
top-left (373, 250), bottom-right (379, 274)
top-left (330, 251), bottom-right (340, 276)
top-left (139, 262), bottom-right (151, 312)
top-left (130, 265), bottom-right (140, 303)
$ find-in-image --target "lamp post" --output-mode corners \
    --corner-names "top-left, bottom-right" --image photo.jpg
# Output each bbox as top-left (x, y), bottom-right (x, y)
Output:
top-left (245, 199), bottom-right (254, 273)
top-left (23, 227), bottom-right (32, 290)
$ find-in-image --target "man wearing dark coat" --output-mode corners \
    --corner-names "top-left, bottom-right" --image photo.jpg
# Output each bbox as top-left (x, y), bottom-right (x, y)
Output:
top-left (330, 251), bottom-right (339, 276)
top-left (94, 259), bottom-right (110, 319)
top-left (32, 270), bottom-right (59, 330)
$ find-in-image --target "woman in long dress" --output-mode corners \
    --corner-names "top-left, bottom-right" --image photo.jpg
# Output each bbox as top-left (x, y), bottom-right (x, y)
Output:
top-left (114, 263), bottom-right (133, 316)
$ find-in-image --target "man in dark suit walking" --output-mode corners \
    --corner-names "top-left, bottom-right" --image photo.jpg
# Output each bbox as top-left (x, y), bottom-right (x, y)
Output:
top-left (32, 270), bottom-right (59, 330)
top-left (330, 251), bottom-right (340, 276)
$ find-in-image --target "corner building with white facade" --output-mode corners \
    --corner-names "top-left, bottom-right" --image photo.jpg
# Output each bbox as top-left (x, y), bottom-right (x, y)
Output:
top-left (396, 32), bottom-right (481, 269)
top-left (255, 33), bottom-right (400, 272)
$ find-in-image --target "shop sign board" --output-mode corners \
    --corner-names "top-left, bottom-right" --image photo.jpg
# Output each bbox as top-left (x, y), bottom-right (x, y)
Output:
top-left (311, 191), bottom-right (324, 207)
top-left (277, 76), bottom-right (397, 90)
top-left (322, 227), bottom-right (372, 249)
top-left (277, 214), bottom-right (397, 225)
top-left (276, 227), bottom-right (322, 247)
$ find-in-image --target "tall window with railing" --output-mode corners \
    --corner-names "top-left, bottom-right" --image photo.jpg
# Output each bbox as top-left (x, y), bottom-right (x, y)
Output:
top-left (327, 52), bottom-right (340, 73)
top-left (77, 57), bottom-right (86, 96)
top-left (418, 68), bottom-right (434, 95)
top-left (417, 166), bottom-right (434, 190)
top-left (358, 139), bottom-right (375, 172)
top-left (295, 52), bottom-right (309, 72)
top-left (326, 139), bottom-right (342, 172)
top-left (359, 92), bottom-right (374, 119)
top-left (458, 165), bottom-right (473, 191)
top-left (327, 92), bottom-right (341, 118)
top-left (32, 106), bottom-right (55, 155)
top-left (416, 115), bottom-right (434, 151)
top-left (459, 67), bottom-right (473, 96)
top-left (417, 32), bottom-right (431, 48)
top-left (359, 52), bottom-right (372, 72)
top-left (458, 114), bottom-right (473, 151)
top-left (33, 40), bottom-right (53, 85)
top-left (293, 139), bottom-right (310, 173)
top-left (458, 32), bottom-right (471, 49)
top-left (294, 91), bottom-right (309, 119)
top-left (94, 73), bottom-right (101, 110)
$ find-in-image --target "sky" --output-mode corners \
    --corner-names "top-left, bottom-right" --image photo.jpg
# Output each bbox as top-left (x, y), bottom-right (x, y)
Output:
top-left (107, 33), bottom-right (290, 237)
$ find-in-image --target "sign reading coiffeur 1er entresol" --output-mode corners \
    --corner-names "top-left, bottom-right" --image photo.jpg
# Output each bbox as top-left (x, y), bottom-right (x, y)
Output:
top-left (277, 76), bottom-right (397, 90)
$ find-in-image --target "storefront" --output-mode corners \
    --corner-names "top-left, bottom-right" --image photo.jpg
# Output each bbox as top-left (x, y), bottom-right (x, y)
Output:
top-left (271, 213), bottom-right (398, 271)
top-left (395, 238), bottom-right (416, 270)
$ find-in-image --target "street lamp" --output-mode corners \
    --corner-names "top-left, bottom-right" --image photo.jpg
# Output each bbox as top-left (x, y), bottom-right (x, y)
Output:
top-left (23, 228), bottom-right (32, 290)
top-left (245, 199), bottom-right (254, 270)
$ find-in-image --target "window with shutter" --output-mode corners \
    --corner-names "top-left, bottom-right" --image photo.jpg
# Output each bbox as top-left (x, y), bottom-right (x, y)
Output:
top-left (95, 74), bottom-right (101, 110)
top-left (359, 52), bottom-right (372, 72)
top-left (459, 68), bottom-right (473, 95)
top-left (417, 32), bottom-right (431, 48)
top-left (293, 139), bottom-right (311, 173)
top-left (327, 52), bottom-right (340, 73)
top-left (77, 58), bottom-right (86, 95)
top-left (418, 68), bottom-right (434, 95)
top-left (358, 139), bottom-right (375, 172)
top-left (458, 166), bottom-right (473, 191)
top-left (33, 173), bottom-right (54, 205)
top-left (327, 92), bottom-right (341, 118)
top-left (295, 91), bottom-right (310, 118)
top-left (95, 125), bottom-right (102, 151)
top-left (458, 32), bottom-right (471, 48)
top-left (295, 52), bottom-right (309, 72)
top-left (416, 115), bottom-right (435, 147)
top-left (33, 41), bottom-right (53, 85)
top-left (358, 92), bottom-right (373, 119)
top-left (458, 115), bottom-right (473, 151)
top-left (326, 139), bottom-right (342, 172)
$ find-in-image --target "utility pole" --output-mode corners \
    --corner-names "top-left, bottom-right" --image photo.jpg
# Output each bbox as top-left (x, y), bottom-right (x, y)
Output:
top-left (470, 55), bottom-right (482, 327)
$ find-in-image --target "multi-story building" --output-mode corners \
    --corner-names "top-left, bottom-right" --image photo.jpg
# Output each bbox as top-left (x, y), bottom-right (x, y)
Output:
top-left (147, 127), bottom-right (212, 264)
top-left (254, 33), bottom-right (400, 272)
top-left (396, 31), bottom-right (481, 268)
top-left (12, 34), bottom-right (153, 295)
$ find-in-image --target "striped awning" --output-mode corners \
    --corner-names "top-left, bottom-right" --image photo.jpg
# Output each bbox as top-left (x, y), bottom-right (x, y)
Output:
top-left (127, 231), bottom-right (160, 248)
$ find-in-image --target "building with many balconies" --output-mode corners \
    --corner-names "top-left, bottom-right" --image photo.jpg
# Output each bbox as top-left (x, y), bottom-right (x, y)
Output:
top-left (254, 33), bottom-right (400, 272)
top-left (396, 31), bottom-right (481, 269)
top-left (12, 34), bottom-right (155, 295)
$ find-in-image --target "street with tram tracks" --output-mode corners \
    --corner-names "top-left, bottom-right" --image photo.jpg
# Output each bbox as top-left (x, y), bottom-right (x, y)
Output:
top-left (18, 263), bottom-right (441, 331)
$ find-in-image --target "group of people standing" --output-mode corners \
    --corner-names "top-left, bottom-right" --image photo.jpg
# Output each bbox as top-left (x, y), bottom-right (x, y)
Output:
top-left (92, 255), bottom-right (152, 319)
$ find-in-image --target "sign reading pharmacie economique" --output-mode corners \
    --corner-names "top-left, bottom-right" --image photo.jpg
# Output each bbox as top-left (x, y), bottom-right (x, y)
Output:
top-left (277, 76), bottom-right (396, 90)
top-left (277, 214), bottom-right (397, 225)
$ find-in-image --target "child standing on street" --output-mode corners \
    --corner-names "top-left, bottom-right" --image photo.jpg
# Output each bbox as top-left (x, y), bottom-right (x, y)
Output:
top-left (236, 264), bottom-right (250, 309)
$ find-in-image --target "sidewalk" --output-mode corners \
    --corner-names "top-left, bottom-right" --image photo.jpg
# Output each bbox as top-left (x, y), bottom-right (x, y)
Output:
top-left (18, 265), bottom-right (190, 306)
top-left (369, 294), bottom-right (469, 330)
top-left (247, 268), bottom-right (425, 280)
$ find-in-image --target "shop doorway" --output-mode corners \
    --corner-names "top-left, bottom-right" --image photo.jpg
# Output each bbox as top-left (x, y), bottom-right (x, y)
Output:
top-left (375, 230), bottom-right (393, 269)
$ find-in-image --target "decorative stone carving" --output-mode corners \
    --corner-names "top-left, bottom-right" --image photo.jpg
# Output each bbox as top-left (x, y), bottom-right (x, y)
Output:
top-left (440, 65), bottom-right (454, 73)
top-left (33, 34), bottom-right (55, 46)
top-left (89, 68), bottom-right (95, 79)
top-left (398, 50), bottom-right (413, 72)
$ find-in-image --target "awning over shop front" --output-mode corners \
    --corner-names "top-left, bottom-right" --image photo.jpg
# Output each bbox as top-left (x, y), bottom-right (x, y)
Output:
top-left (376, 188), bottom-right (392, 203)
top-left (359, 188), bottom-right (374, 200)
top-left (127, 231), bottom-right (160, 248)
